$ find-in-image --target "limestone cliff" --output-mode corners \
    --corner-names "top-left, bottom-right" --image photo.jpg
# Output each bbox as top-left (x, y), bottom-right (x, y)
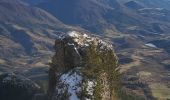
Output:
top-left (49, 31), bottom-right (121, 100)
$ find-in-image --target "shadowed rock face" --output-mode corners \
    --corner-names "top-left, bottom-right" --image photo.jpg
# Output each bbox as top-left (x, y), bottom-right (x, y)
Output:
top-left (53, 36), bottom-right (81, 72)
top-left (49, 31), bottom-right (120, 100)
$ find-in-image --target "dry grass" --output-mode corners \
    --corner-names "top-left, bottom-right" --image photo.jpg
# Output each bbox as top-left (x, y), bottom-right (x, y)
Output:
top-left (34, 62), bottom-right (47, 67)
top-left (137, 71), bottom-right (152, 78)
top-left (120, 54), bottom-right (141, 73)
top-left (149, 83), bottom-right (170, 100)
top-left (0, 59), bottom-right (5, 64)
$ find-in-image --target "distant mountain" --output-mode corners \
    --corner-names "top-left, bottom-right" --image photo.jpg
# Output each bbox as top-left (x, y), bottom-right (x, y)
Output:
top-left (134, 0), bottom-right (170, 10)
top-left (0, 0), bottom-right (65, 28)
top-left (23, 0), bottom-right (46, 5)
top-left (23, 0), bottom-right (170, 35)
top-left (120, 0), bottom-right (170, 9)
top-left (0, 0), bottom-right (82, 72)
top-left (3, 0), bottom-right (169, 78)
top-left (34, 0), bottom-right (119, 33)
top-left (33, 0), bottom-right (142, 34)
top-left (1, 0), bottom-right (170, 100)
top-left (124, 1), bottom-right (143, 9)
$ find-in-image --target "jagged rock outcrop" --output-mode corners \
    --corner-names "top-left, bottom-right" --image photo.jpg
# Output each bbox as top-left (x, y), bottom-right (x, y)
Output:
top-left (49, 31), bottom-right (121, 100)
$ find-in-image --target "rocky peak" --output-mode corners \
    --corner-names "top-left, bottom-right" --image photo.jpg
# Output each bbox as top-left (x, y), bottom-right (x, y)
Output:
top-left (55, 31), bottom-right (114, 51)
top-left (49, 31), bottom-right (120, 100)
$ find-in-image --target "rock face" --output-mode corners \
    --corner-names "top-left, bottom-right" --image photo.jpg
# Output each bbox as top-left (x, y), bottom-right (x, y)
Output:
top-left (49, 31), bottom-right (121, 100)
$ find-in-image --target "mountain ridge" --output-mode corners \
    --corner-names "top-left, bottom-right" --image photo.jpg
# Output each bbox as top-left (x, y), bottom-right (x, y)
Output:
top-left (1, 0), bottom-right (170, 100)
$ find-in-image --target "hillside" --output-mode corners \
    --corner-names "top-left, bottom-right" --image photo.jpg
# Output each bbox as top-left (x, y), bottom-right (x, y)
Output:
top-left (23, 0), bottom-right (170, 35)
top-left (0, 0), bottom-right (170, 100)
top-left (0, 0), bottom-right (82, 71)
top-left (0, 1), bottom-right (82, 98)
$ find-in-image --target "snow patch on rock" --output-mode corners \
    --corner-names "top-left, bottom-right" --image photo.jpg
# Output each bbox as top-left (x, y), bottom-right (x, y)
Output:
top-left (57, 70), bottom-right (82, 100)
top-left (86, 81), bottom-right (96, 96)
top-left (67, 31), bottom-right (113, 50)
top-left (145, 43), bottom-right (157, 48)
top-left (68, 31), bottom-right (79, 38)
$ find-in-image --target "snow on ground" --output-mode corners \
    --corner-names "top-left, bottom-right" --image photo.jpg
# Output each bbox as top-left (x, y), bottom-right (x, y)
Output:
top-left (138, 8), bottom-right (164, 11)
top-left (145, 43), bottom-right (157, 48)
top-left (86, 80), bottom-right (96, 96)
top-left (59, 71), bottom-right (82, 100)
top-left (68, 31), bottom-right (79, 37)
top-left (67, 31), bottom-right (113, 50)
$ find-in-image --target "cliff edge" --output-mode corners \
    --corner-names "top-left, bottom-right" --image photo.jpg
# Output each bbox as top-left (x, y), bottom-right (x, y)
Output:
top-left (49, 31), bottom-right (121, 100)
